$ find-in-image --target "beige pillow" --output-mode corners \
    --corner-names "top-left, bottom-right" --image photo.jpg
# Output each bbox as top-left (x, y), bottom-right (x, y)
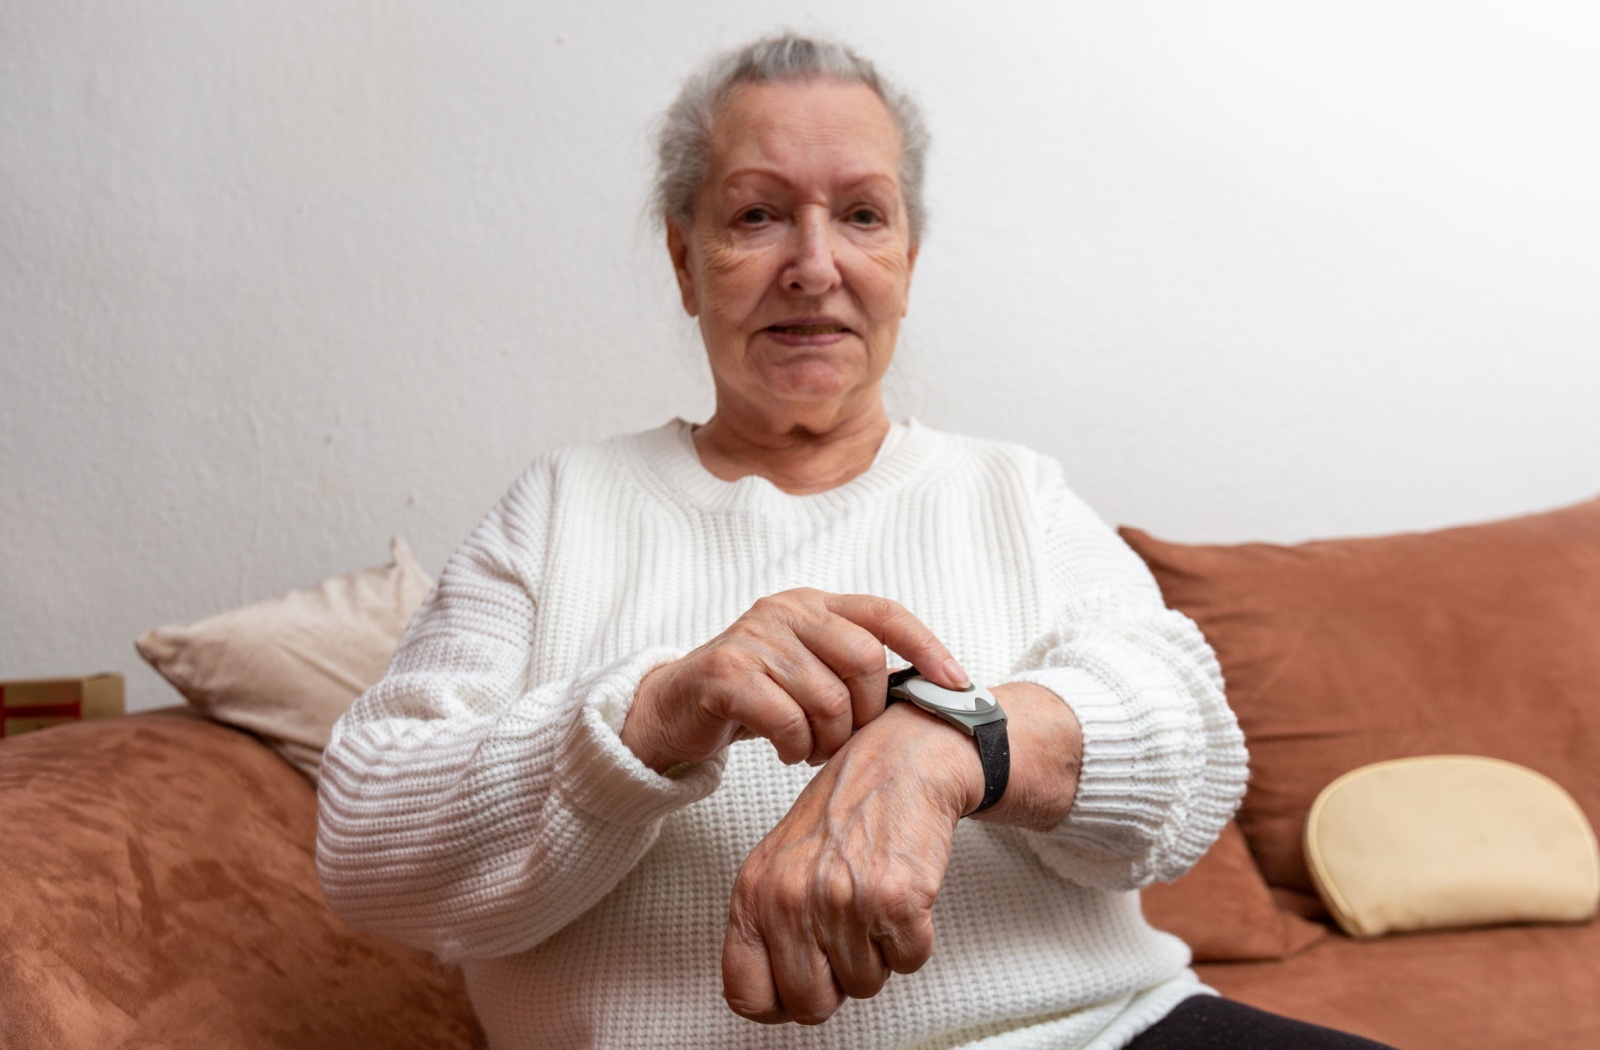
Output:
top-left (1305, 755), bottom-right (1600, 939)
top-left (136, 538), bottom-right (434, 781)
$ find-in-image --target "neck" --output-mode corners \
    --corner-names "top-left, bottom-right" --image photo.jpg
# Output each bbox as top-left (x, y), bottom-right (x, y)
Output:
top-left (692, 399), bottom-right (893, 496)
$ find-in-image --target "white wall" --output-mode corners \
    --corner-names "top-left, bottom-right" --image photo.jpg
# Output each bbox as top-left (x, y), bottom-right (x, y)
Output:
top-left (4, 1), bottom-right (1597, 712)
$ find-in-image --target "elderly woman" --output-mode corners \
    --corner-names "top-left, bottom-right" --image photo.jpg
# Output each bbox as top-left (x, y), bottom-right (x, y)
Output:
top-left (318, 34), bottom-right (1392, 1050)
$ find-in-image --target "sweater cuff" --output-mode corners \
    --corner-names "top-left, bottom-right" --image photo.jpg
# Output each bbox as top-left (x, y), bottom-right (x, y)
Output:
top-left (557, 647), bottom-right (726, 826)
top-left (1007, 664), bottom-right (1196, 861)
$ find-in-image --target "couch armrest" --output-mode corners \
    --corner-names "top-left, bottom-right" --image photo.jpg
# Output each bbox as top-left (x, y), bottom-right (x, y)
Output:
top-left (0, 710), bottom-right (483, 1049)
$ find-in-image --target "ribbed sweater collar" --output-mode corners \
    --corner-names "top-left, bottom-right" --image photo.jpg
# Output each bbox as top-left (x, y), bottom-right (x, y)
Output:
top-left (627, 418), bottom-right (943, 517)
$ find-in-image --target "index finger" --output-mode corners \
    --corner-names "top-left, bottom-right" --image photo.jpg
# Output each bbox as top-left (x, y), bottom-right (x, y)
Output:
top-left (822, 594), bottom-right (969, 690)
top-left (723, 910), bottom-right (788, 1024)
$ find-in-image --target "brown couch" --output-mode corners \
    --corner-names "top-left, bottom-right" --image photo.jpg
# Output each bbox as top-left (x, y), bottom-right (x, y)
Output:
top-left (1134, 495), bottom-right (1600, 1049)
top-left (3, 497), bottom-right (1596, 1049)
top-left (0, 709), bottom-right (483, 1049)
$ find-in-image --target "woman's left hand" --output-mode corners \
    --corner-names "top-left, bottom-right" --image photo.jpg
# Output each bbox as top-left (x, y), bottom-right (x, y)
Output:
top-left (719, 701), bottom-right (983, 1026)
top-left (721, 681), bottom-right (1082, 1025)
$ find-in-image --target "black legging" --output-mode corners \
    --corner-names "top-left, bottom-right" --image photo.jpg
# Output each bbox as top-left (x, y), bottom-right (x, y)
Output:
top-left (1126, 995), bottom-right (1400, 1049)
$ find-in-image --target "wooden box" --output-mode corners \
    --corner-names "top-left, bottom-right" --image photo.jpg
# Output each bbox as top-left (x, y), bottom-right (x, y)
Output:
top-left (0, 673), bottom-right (125, 738)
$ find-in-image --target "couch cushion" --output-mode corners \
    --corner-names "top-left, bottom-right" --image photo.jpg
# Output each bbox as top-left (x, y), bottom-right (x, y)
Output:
top-left (1121, 495), bottom-right (1600, 893)
top-left (1196, 919), bottom-right (1600, 1050)
top-left (136, 537), bottom-right (433, 782)
top-left (1141, 821), bottom-right (1325, 961)
top-left (0, 710), bottom-right (482, 1050)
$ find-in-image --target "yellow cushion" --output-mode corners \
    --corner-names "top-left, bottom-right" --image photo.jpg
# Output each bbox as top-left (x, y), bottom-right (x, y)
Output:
top-left (1304, 755), bottom-right (1600, 938)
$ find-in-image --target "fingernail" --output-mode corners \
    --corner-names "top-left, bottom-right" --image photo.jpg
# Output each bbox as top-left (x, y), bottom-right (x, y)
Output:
top-left (942, 658), bottom-right (971, 688)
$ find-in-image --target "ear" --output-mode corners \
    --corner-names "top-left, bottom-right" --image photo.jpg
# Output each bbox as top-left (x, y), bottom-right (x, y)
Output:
top-left (666, 219), bottom-right (700, 318)
top-left (901, 239), bottom-right (919, 316)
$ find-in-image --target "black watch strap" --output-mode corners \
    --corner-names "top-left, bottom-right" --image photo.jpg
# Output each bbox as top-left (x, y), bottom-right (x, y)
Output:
top-left (971, 720), bottom-right (1010, 814)
top-left (886, 666), bottom-right (921, 691)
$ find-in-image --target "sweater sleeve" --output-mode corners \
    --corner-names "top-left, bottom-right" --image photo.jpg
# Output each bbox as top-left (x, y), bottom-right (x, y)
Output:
top-left (315, 460), bottom-right (723, 963)
top-left (1001, 460), bottom-right (1249, 891)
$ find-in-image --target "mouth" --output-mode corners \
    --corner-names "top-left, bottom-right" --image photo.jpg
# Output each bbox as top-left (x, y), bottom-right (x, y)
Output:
top-left (764, 318), bottom-right (852, 337)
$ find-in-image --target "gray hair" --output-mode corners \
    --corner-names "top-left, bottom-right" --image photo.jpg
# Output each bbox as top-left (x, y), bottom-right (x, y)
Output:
top-left (653, 33), bottom-right (930, 243)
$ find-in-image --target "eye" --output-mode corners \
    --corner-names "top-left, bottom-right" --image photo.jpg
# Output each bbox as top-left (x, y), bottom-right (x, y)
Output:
top-left (846, 207), bottom-right (885, 227)
top-left (736, 206), bottom-right (774, 225)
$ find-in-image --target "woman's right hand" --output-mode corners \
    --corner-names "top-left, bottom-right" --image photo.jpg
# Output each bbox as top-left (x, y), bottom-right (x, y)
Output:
top-left (621, 589), bottom-right (969, 773)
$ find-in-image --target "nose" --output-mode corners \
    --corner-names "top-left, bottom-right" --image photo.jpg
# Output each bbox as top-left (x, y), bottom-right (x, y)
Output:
top-left (782, 207), bottom-right (842, 296)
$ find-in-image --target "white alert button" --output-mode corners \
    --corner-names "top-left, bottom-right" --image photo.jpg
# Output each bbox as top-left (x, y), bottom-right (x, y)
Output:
top-left (901, 678), bottom-right (994, 712)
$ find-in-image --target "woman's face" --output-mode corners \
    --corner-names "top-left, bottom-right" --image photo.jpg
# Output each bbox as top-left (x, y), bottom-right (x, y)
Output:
top-left (669, 79), bottom-right (917, 430)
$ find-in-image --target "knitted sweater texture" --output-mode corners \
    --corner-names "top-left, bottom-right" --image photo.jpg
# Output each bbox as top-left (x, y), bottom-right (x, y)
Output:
top-left (317, 420), bottom-right (1249, 1050)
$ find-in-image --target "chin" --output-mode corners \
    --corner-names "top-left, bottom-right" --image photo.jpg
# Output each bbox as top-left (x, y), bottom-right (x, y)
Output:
top-left (763, 365), bottom-right (856, 403)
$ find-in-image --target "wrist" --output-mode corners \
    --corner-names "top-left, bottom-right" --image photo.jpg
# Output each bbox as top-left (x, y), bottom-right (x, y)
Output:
top-left (986, 681), bottom-right (1083, 830)
top-left (621, 665), bottom-right (684, 774)
top-left (867, 703), bottom-right (986, 818)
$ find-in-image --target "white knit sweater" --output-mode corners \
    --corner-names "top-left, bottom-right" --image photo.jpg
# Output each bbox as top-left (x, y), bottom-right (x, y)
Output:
top-left (317, 419), bottom-right (1249, 1050)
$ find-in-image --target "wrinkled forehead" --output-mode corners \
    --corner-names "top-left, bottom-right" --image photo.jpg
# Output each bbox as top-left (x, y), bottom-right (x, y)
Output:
top-left (703, 79), bottom-right (905, 192)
